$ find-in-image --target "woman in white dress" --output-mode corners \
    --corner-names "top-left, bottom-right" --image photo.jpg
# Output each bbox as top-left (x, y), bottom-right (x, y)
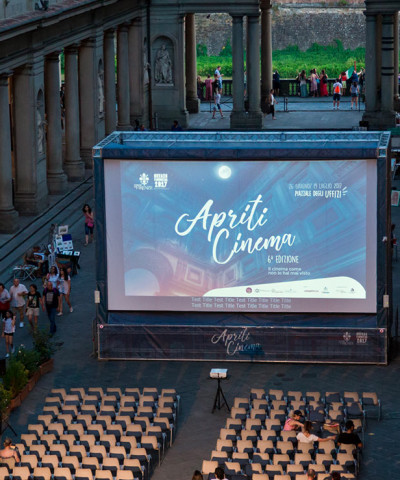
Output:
top-left (57, 267), bottom-right (73, 316)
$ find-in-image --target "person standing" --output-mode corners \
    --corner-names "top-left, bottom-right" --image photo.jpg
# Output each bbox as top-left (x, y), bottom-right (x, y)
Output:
top-left (26, 284), bottom-right (41, 331)
top-left (273, 70), bottom-right (281, 97)
top-left (82, 204), bottom-right (94, 246)
top-left (299, 70), bottom-right (308, 98)
top-left (41, 281), bottom-right (59, 336)
top-left (332, 78), bottom-right (342, 110)
top-left (212, 88), bottom-right (223, 119)
top-left (310, 69), bottom-right (318, 97)
top-left (214, 66), bottom-right (223, 90)
top-left (0, 284), bottom-right (11, 319)
top-left (204, 74), bottom-right (213, 101)
top-left (57, 268), bottom-right (73, 316)
top-left (320, 70), bottom-right (328, 97)
top-left (9, 278), bottom-right (28, 328)
top-left (265, 89), bottom-right (277, 120)
top-left (2, 311), bottom-right (16, 357)
top-left (350, 81), bottom-right (360, 109)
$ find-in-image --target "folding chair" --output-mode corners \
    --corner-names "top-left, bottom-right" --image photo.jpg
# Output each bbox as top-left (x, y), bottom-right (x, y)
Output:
top-left (47, 423), bottom-right (64, 438)
top-left (240, 428), bottom-right (258, 443)
top-left (201, 460), bottom-right (218, 476)
top-left (119, 406), bottom-right (136, 419)
top-left (122, 459), bottom-right (144, 480)
top-left (80, 404), bottom-right (98, 418)
top-left (94, 470), bottom-right (113, 480)
top-left (260, 429), bottom-right (277, 442)
top-left (119, 436), bottom-right (138, 455)
top-left (211, 450), bottom-right (229, 464)
top-left (70, 388), bottom-right (86, 400)
top-left (88, 387), bottom-right (104, 399)
top-left (286, 464), bottom-right (305, 479)
top-left (142, 387), bottom-right (158, 400)
top-left (265, 464), bottom-right (284, 477)
top-left (74, 468), bottom-right (94, 480)
top-left (28, 424), bottom-right (44, 438)
top-left (253, 399), bottom-right (268, 411)
top-left (102, 458), bottom-right (120, 476)
top-left (250, 408), bottom-right (267, 421)
top-left (37, 414), bottom-right (53, 429)
top-left (33, 466), bottom-right (52, 480)
top-left (233, 397), bottom-right (250, 410)
top-left (61, 456), bottom-right (80, 474)
top-left (264, 418), bottom-right (281, 432)
top-left (29, 444), bottom-right (46, 460)
top-left (272, 453), bottom-right (291, 468)
top-left (236, 439), bottom-right (254, 455)
top-left (40, 455), bottom-right (59, 473)
top-left (281, 430), bottom-right (297, 444)
top-left (124, 388), bottom-right (140, 401)
top-left (20, 454), bottom-right (38, 473)
top-left (268, 390), bottom-right (284, 401)
top-left (86, 424), bottom-right (104, 440)
top-left (106, 387), bottom-right (122, 400)
top-left (361, 392), bottom-right (381, 421)
top-left (315, 453), bottom-right (334, 468)
top-left (57, 414), bottom-right (74, 428)
top-left (101, 394), bottom-right (118, 407)
top-left (67, 423), bottom-right (85, 440)
top-left (81, 457), bottom-right (100, 474)
top-left (109, 446), bottom-right (128, 465)
top-left (69, 444), bottom-right (87, 462)
top-left (139, 396), bottom-right (157, 409)
top-left (325, 392), bottom-right (341, 404)
top-left (11, 466), bottom-right (31, 480)
top-left (305, 392), bottom-right (321, 403)
top-left (140, 435), bottom-right (161, 466)
top-left (230, 407), bottom-right (247, 421)
top-left (115, 471), bottom-right (134, 480)
top-left (53, 467), bottom-right (73, 480)
top-left (245, 418), bottom-right (262, 432)
top-left (115, 414), bottom-right (132, 430)
top-left (250, 388), bottom-right (265, 400)
top-left (39, 434), bottom-right (57, 449)
top-left (294, 452), bottom-right (312, 467)
top-left (219, 428), bottom-right (237, 441)
top-left (276, 440), bottom-right (295, 457)
top-left (224, 461), bottom-right (241, 476)
top-left (252, 452), bottom-right (270, 467)
top-left (252, 474), bottom-right (270, 480)
top-left (231, 452), bottom-right (250, 470)
top-left (256, 439), bottom-right (275, 455)
top-left (225, 418), bottom-right (242, 432)
top-left (89, 445), bottom-right (108, 463)
top-left (48, 444), bottom-right (67, 461)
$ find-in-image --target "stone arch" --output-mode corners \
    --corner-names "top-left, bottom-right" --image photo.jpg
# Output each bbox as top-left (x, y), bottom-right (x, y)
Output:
top-left (151, 35), bottom-right (175, 86)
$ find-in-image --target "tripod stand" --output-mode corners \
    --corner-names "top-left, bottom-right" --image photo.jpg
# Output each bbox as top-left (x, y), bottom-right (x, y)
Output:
top-left (211, 377), bottom-right (230, 414)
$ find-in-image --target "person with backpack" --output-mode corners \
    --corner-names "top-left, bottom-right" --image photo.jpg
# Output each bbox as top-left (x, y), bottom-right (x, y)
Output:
top-left (332, 79), bottom-right (342, 110)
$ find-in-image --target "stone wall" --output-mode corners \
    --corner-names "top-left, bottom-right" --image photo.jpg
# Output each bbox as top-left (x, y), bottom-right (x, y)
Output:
top-left (195, 4), bottom-right (366, 55)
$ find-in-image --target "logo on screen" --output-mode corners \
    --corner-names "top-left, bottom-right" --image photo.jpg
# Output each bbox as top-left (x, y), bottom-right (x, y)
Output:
top-left (154, 173), bottom-right (168, 189)
top-left (139, 173), bottom-right (149, 186)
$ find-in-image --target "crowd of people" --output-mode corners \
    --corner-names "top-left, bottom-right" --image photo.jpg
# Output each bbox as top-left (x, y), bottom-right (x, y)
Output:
top-left (0, 202), bottom-right (96, 356)
top-left (192, 412), bottom-right (362, 480)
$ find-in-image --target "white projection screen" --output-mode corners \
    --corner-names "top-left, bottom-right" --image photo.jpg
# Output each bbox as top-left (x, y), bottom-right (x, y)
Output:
top-left (104, 158), bottom-right (377, 314)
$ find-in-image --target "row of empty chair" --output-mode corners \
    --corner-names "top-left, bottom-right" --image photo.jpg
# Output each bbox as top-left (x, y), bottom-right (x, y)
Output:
top-left (0, 387), bottom-right (180, 480)
top-left (201, 389), bottom-right (378, 480)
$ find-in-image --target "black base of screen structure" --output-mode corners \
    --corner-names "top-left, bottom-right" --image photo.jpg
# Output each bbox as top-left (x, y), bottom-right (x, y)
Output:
top-left (211, 377), bottom-right (230, 414)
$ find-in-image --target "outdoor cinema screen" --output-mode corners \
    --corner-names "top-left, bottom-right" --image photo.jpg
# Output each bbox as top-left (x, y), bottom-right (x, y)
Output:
top-left (104, 158), bottom-right (377, 313)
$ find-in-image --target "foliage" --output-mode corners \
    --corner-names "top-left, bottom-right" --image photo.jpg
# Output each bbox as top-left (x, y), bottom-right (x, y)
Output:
top-left (196, 43), bottom-right (208, 57)
top-left (219, 39), bottom-right (232, 57)
top-left (33, 329), bottom-right (56, 365)
top-left (3, 359), bottom-right (28, 399)
top-left (15, 345), bottom-right (40, 379)
top-left (196, 40), bottom-right (366, 79)
top-left (0, 383), bottom-right (12, 419)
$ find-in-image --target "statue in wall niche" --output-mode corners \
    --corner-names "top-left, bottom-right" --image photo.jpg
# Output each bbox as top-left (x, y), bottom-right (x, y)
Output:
top-left (36, 107), bottom-right (46, 155)
top-left (98, 69), bottom-right (105, 117)
top-left (154, 43), bottom-right (173, 84)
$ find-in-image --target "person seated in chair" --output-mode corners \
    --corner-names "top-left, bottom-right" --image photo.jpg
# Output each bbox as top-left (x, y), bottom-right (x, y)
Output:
top-left (24, 245), bottom-right (47, 275)
top-left (337, 420), bottom-right (363, 448)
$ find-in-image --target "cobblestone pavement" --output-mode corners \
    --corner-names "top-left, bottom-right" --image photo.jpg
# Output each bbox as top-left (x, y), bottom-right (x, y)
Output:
top-left (0, 165), bottom-right (399, 480)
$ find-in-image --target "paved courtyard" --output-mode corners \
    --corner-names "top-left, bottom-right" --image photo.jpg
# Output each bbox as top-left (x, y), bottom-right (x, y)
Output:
top-left (0, 128), bottom-right (399, 480)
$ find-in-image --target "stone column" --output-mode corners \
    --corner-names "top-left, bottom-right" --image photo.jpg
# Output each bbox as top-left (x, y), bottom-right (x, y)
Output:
top-left (394, 12), bottom-right (399, 97)
top-left (128, 18), bottom-right (145, 125)
top-left (64, 46), bottom-right (85, 181)
top-left (261, 0), bottom-right (272, 104)
top-left (185, 13), bottom-right (200, 113)
top-left (230, 15), bottom-right (246, 129)
top-left (79, 35), bottom-right (105, 165)
top-left (246, 15), bottom-right (263, 128)
top-left (45, 53), bottom-right (68, 194)
top-left (0, 74), bottom-right (19, 232)
top-left (381, 14), bottom-right (395, 115)
top-left (104, 30), bottom-right (117, 135)
top-left (363, 13), bottom-right (377, 123)
top-left (117, 24), bottom-right (131, 129)
top-left (13, 63), bottom-right (49, 215)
